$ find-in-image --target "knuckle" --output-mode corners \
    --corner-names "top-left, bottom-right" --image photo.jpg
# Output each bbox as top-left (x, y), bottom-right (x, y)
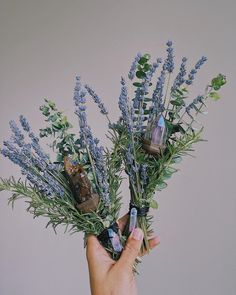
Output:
top-left (124, 242), bottom-right (139, 255)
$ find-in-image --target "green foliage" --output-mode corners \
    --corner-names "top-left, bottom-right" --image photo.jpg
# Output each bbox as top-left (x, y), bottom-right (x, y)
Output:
top-left (211, 74), bottom-right (227, 90)
top-left (209, 91), bottom-right (221, 101)
top-left (0, 177), bottom-right (105, 235)
top-left (208, 74), bottom-right (227, 101)
top-left (0, 48), bottom-right (228, 262)
top-left (39, 99), bottom-right (84, 164)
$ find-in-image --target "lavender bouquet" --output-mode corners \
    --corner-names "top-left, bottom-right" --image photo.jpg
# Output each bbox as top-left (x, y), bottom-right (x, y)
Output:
top-left (0, 41), bottom-right (226, 270)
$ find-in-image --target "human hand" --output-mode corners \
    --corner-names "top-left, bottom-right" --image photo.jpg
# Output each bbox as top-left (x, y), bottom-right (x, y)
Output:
top-left (86, 215), bottom-right (160, 295)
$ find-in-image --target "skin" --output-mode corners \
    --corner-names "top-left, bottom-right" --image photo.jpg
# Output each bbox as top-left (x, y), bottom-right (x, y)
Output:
top-left (86, 214), bottom-right (160, 295)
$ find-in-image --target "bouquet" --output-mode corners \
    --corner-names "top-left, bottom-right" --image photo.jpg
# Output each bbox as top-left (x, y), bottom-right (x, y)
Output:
top-left (0, 41), bottom-right (226, 272)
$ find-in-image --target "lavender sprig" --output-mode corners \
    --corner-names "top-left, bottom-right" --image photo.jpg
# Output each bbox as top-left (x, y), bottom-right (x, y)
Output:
top-left (140, 164), bottom-right (148, 187)
top-left (19, 115), bottom-right (49, 163)
top-left (74, 76), bottom-right (111, 205)
top-left (118, 77), bottom-right (134, 135)
top-left (171, 57), bottom-right (188, 92)
top-left (133, 59), bottom-right (162, 133)
top-left (1, 136), bottom-right (65, 197)
top-left (128, 52), bottom-right (142, 80)
top-left (185, 56), bottom-right (207, 85)
top-left (84, 84), bottom-right (108, 115)
top-left (9, 120), bottom-right (25, 147)
top-left (163, 40), bottom-right (175, 73)
top-left (185, 95), bottom-right (205, 119)
top-left (149, 68), bottom-right (166, 122)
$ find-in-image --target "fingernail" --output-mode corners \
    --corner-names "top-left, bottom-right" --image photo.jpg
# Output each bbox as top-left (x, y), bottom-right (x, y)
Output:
top-left (132, 228), bottom-right (143, 241)
top-left (153, 236), bottom-right (161, 245)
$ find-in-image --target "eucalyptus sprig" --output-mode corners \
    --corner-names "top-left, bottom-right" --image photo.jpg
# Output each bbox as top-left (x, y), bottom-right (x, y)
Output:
top-left (39, 99), bottom-right (85, 164)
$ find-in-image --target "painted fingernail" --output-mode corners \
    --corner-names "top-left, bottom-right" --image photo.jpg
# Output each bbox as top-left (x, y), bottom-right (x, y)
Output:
top-left (132, 228), bottom-right (143, 241)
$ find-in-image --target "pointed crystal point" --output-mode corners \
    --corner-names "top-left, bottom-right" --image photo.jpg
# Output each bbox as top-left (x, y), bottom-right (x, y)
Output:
top-left (142, 113), bottom-right (167, 155)
top-left (108, 229), bottom-right (123, 252)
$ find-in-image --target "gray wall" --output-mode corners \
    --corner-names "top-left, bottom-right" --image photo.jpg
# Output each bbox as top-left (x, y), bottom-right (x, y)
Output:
top-left (0, 0), bottom-right (235, 294)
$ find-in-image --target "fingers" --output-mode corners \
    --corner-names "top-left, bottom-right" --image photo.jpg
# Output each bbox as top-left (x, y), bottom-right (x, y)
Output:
top-left (139, 236), bottom-right (160, 257)
top-left (149, 236), bottom-right (160, 250)
top-left (86, 234), bottom-right (112, 264)
top-left (116, 228), bottom-right (144, 271)
top-left (86, 235), bottom-right (102, 261)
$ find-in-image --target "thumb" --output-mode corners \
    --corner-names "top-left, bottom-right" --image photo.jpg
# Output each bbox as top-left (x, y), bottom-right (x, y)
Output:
top-left (117, 228), bottom-right (144, 271)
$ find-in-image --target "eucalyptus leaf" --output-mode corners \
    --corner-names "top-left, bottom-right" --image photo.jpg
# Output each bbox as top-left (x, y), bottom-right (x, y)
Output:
top-left (136, 71), bottom-right (147, 79)
top-left (149, 199), bottom-right (158, 209)
top-left (133, 82), bottom-right (143, 87)
top-left (156, 182), bottom-right (167, 190)
top-left (209, 91), bottom-right (220, 101)
top-left (143, 63), bottom-right (151, 72)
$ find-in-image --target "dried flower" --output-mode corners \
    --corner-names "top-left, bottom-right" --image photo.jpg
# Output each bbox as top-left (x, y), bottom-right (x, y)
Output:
top-left (73, 75), bottom-right (110, 205)
top-left (84, 84), bottom-right (108, 115)
top-left (128, 52), bottom-right (142, 80)
top-left (185, 56), bottom-right (207, 85)
top-left (118, 77), bottom-right (134, 135)
top-left (171, 57), bottom-right (188, 92)
top-left (163, 40), bottom-right (174, 73)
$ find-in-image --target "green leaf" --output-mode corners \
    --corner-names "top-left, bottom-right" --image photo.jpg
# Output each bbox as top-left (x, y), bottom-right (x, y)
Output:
top-left (143, 53), bottom-right (151, 60)
top-left (52, 122), bottom-right (62, 129)
top-left (133, 82), bottom-right (143, 87)
top-left (181, 87), bottom-right (188, 93)
top-left (40, 105), bottom-right (50, 116)
top-left (47, 100), bottom-right (56, 110)
top-left (49, 114), bottom-right (58, 122)
top-left (143, 63), bottom-right (151, 72)
top-left (149, 199), bottom-right (158, 209)
top-left (138, 57), bottom-right (148, 65)
top-left (172, 155), bottom-right (182, 164)
top-left (143, 97), bottom-right (152, 102)
top-left (157, 182), bottom-right (167, 190)
top-left (211, 74), bottom-right (227, 91)
top-left (209, 91), bottom-right (220, 101)
top-left (175, 88), bottom-right (184, 95)
top-left (134, 109), bottom-right (150, 115)
top-left (136, 71), bottom-right (146, 79)
top-left (170, 100), bottom-right (184, 106)
top-left (56, 154), bottom-right (64, 162)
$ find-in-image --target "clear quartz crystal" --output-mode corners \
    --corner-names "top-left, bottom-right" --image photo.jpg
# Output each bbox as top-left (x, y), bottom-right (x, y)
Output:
top-left (108, 229), bottom-right (123, 252)
top-left (129, 207), bottom-right (137, 233)
top-left (142, 113), bottom-right (167, 155)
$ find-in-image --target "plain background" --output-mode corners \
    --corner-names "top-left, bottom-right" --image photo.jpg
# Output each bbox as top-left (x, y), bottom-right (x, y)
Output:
top-left (0, 1), bottom-right (235, 294)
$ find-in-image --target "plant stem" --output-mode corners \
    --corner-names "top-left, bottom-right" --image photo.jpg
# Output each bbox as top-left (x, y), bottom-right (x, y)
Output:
top-left (163, 73), bottom-right (172, 117)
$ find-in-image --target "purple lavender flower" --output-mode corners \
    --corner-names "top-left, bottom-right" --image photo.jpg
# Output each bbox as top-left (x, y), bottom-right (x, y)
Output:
top-left (185, 56), bottom-right (207, 85)
top-left (140, 164), bottom-right (148, 185)
top-left (1, 118), bottom-right (65, 198)
top-left (142, 59), bottom-right (162, 94)
top-left (118, 77), bottom-right (134, 135)
top-left (163, 40), bottom-right (174, 73)
top-left (151, 68), bottom-right (166, 114)
top-left (9, 120), bottom-right (25, 147)
top-left (185, 95), bottom-right (204, 119)
top-left (171, 57), bottom-right (188, 92)
top-left (73, 75), bottom-right (111, 205)
top-left (19, 115), bottom-right (30, 132)
top-left (84, 84), bottom-right (108, 115)
top-left (19, 115), bottom-right (49, 162)
top-left (132, 59), bottom-right (162, 133)
top-left (132, 58), bottom-right (162, 111)
top-left (128, 52), bottom-right (142, 80)
top-left (125, 144), bottom-right (136, 185)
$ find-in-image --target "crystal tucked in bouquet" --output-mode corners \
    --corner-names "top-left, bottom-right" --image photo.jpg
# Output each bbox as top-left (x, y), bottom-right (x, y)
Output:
top-left (0, 41), bottom-right (226, 270)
